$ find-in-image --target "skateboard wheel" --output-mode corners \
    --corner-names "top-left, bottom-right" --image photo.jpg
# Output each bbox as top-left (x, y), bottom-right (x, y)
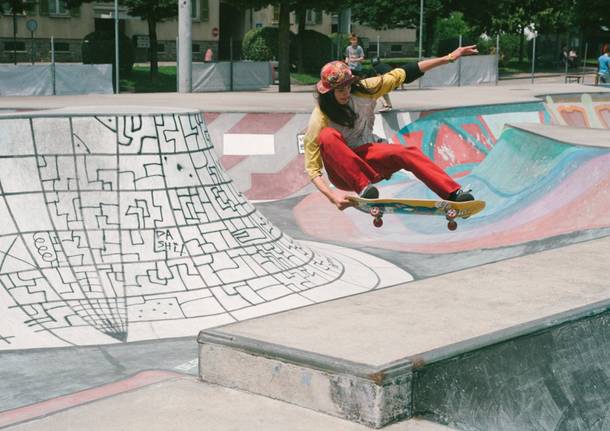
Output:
top-left (447, 220), bottom-right (458, 231)
top-left (370, 207), bottom-right (381, 217)
top-left (373, 217), bottom-right (383, 228)
top-left (446, 208), bottom-right (458, 219)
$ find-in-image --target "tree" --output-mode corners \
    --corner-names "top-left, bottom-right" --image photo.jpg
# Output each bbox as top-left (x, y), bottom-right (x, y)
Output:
top-left (124, 0), bottom-right (177, 80)
top-left (65, 0), bottom-right (176, 80)
top-left (451, 0), bottom-right (576, 63)
top-left (573, 0), bottom-right (610, 52)
top-left (434, 11), bottom-right (472, 54)
top-left (348, 0), bottom-right (419, 30)
top-left (226, 0), bottom-right (343, 92)
top-left (349, 0), bottom-right (445, 57)
top-left (2, 0), bottom-right (37, 64)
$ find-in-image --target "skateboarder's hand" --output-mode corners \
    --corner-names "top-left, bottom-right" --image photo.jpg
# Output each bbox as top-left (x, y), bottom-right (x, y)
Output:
top-left (450, 45), bottom-right (478, 60)
top-left (332, 194), bottom-right (353, 211)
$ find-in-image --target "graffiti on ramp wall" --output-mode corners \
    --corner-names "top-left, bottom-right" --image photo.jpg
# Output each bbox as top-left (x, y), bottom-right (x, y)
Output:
top-left (0, 109), bottom-right (412, 350)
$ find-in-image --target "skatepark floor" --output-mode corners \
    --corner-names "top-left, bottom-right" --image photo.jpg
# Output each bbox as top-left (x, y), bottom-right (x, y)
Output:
top-left (1, 81), bottom-right (609, 430)
top-left (4, 376), bottom-right (455, 431)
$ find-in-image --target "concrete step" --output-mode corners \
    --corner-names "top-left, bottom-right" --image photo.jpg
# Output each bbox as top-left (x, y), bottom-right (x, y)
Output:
top-left (198, 237), bottom-right (610, 429)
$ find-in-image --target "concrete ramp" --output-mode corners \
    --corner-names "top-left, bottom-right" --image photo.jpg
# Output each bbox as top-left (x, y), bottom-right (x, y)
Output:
top-left (545, 93), bottom-right (610, 128)
top-left (294, 121), bottom-right (610, 254)
top-left (0, 107), bottom-right (410, 351)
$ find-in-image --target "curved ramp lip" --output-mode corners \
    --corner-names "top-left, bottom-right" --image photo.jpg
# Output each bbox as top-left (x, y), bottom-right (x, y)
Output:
top-left (536, 91), bottom-right (610, 100)
top-left (0, 105), bottom-right (200, 119)
top-left (505, 122), bottom-right (610, 148)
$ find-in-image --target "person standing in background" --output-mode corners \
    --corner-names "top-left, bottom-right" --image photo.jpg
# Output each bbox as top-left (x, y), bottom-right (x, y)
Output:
top-left (345, 33), bottom-right (365, 77)
top-left (204, 48), bottom-right (214, 62)
top-left (598, 46), bottom-right (610, 84)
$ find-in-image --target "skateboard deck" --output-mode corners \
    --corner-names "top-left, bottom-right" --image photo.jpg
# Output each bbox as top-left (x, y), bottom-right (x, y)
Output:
top-left (347, 196), bottom-right (486, 230)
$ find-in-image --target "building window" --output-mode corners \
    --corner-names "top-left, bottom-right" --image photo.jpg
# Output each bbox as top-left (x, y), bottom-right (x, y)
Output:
top-left (390, 44), bottom-right (403, 52)
top-left (191, 0), bottom-right (208, 21)
top-left (157, 44), bottom-right (165, 53)
top-left (273, 5), bottom-right (281, 23)
top-left (4, 41), bottom-right (26, 51)
top-left (191, 0), bottom-right (198, 19)
top-left (201, 0), bottom-right (208, 21)
top-left (54, 42), bottom-right (70, 52)
top-left (330, 13), bottom-right (338, 33)
top-left (48, 0), bottom-right (68, 15)
top-left (306, 9), bottom-right (322, 25)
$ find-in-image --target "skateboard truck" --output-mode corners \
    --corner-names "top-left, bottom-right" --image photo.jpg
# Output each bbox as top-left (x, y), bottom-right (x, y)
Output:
top-left (370, 206), bottom-right (383, 228)
top-left (445, 208), bottom-right (458, 231)
top-left (369, 206), bottom-right (459, 231)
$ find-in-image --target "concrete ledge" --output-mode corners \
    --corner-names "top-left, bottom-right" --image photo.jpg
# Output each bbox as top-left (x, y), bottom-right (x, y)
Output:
top-left (198, 237), bottom-right (610, 428)
top-left (198, 331), bottom-right (414, 428)
top-left (198, 297), bottom-right (610, 428)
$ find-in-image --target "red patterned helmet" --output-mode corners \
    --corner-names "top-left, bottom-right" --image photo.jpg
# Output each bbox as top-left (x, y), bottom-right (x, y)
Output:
top-left (316, 61), bottom-right (358, 94)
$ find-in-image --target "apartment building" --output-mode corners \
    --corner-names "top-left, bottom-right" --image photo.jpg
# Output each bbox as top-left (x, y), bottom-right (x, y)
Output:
top-left (0, 0), bottom-right (218, 62)
top-left (0, 0), bottom-right (415, 63)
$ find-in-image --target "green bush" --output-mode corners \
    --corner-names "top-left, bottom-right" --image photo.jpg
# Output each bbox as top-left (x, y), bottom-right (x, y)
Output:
top-left (498, 33), bottom-right (521, 65)
top-left (242, 27), bottom-right (296, 62)
top-left (82, 31), bottom-right (134, 74)
top-left (298, 30), bottom-right (332, 73)
top-left (434, 12), bottom-right (474, 55)
top-left (242, 27), bottom-right (274, 60)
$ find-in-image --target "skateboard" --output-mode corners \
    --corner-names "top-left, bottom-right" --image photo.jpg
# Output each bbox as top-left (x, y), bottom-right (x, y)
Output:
top-left (347, 197), bottom-right (486, 231)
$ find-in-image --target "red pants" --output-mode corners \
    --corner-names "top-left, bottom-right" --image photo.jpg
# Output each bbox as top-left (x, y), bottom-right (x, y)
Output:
top-left (319, 127), bottom-right (460, 199)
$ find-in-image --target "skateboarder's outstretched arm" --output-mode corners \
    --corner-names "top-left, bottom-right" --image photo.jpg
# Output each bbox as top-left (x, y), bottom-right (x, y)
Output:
top-left (417, 45), bottom-right (478, 72)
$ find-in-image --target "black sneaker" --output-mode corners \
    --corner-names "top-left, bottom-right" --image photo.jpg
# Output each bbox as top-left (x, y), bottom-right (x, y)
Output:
top-left (359, 184), bottom-right (379, 199)
top-left (448, 188), bottom-right (474, 202)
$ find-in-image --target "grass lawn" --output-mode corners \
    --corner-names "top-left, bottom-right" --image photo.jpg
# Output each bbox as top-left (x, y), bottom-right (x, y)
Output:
top-left (291, 73), bottom-right (318, 85)
top-left (120, 65), bottom-right (177, 92)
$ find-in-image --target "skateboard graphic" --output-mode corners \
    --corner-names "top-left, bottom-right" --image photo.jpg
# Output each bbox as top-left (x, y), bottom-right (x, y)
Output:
top-left (347, 197), bottom-right (486, 230)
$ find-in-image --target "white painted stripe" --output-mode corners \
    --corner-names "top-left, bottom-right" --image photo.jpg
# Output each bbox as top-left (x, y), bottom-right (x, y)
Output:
top-left (223, 133), bottom-right (275, 155)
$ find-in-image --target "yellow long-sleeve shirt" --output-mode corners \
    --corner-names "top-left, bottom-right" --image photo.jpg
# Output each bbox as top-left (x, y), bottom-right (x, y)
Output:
top-left (303, 68), bottom-right (406, 180)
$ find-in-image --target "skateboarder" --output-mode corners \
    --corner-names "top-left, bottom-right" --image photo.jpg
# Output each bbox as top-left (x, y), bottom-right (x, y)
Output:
top-left (303, 45), bottom-right (479, 211)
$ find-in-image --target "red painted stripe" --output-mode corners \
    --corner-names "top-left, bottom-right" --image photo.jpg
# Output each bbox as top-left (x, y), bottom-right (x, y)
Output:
top-left (220, 155), bottom-right (248, 170)
top-left (203, 112), bottom-right (221, 125)
top-left (477, 115), bottom-right (497, 147)
top-left (245, 156), bottom-right (310, 200)
top-left (0, 370), bottom-right (182, 428)
top-left (227, 113), bottom-right (294, 134)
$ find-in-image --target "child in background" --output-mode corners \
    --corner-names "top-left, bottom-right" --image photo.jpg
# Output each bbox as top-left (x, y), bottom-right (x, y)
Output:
top-left (345, 33), bottom-right (365, 76)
